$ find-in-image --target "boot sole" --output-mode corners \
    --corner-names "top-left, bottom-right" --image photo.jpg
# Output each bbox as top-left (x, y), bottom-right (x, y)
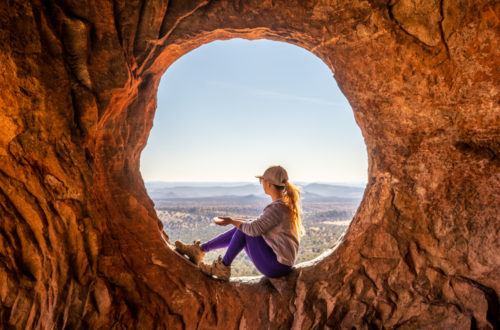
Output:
top-left (174, 247), bottom-right (204, 265)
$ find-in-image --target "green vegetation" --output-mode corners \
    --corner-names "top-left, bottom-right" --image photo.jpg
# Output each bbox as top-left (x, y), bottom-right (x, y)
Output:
top-left (159, 200), bottom-right (357, 277)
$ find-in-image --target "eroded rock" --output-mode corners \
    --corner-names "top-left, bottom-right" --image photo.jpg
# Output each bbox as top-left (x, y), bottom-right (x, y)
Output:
top-left (0, 0), bottom-right (498, 328)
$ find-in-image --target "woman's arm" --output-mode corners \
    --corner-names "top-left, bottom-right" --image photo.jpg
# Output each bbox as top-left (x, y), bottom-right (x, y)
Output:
top-left (216, 211), bottom-right (280, 236)
top-left (229, 218), bottom-right (245, 229)
top-left (214, 217), bottom-right (248, 229)
top-left (238, 204), bottom-right (282, 236)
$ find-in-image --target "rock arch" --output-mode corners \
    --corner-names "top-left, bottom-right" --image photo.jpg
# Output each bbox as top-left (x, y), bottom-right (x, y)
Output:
top-left (0, 0), bottom-right (498, 328)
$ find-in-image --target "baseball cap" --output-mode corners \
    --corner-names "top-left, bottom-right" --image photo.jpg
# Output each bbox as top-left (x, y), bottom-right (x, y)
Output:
top-left (255, 165), bottom-right (289, 187)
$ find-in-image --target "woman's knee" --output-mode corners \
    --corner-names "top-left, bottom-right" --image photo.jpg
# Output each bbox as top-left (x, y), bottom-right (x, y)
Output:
top-left (230, 228), bottom-right (247, 242)
top-left (235, 228), bottom-right (250, 238)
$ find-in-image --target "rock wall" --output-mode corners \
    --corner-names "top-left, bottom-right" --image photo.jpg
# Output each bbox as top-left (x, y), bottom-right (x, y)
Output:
top-left (0, 0), bottom-right (498, 328)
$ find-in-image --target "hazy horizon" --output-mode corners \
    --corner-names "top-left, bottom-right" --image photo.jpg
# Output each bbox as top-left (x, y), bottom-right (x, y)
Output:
top-left (144, 180), bottom-right (368, 187)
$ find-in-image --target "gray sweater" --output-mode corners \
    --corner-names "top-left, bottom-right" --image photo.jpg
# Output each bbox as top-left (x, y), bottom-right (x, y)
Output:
top-left (238, 198), bottom-right (299, 266)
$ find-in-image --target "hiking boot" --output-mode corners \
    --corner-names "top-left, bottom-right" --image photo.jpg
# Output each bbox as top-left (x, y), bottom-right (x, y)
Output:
top-left (174, 240), bottom-right (206, 265)
top-left (199, 255), bottom-right (231, 281)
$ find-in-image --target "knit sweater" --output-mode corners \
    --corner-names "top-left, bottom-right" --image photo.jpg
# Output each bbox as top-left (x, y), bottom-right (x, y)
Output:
top-left (238, 198), bottom-right (299, 266)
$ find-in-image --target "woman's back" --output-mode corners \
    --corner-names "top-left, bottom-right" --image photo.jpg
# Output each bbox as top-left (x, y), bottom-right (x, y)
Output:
top-left (238, 198), bottom-right (299, 266)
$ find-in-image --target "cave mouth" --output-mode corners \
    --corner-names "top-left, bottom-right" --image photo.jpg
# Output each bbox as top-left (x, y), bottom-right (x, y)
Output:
top-left (140, 38), bottom-right (368, 277)
top-left (3, 0), bottom-right (496, 327)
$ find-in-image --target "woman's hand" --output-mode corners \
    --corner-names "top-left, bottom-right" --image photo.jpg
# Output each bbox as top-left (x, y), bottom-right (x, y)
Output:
top-left (213, 216), bottom-right (233, 226)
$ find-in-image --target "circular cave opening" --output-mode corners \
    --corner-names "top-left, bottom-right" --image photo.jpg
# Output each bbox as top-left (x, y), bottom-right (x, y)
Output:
top-left (140, 38), bottom-right (368, 277)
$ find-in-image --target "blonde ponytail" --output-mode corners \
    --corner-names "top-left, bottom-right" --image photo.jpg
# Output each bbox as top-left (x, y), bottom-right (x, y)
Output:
top-left (282, 181), bottom-right (305, 239)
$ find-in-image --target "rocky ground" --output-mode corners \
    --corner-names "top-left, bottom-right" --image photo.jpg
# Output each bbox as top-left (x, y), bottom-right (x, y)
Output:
top-left (0, 0), bottom-right (498, 328)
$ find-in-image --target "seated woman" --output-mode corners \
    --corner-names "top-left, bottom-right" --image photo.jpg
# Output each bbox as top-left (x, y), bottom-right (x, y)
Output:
top-left (174, 165), bottom-right (305, 281)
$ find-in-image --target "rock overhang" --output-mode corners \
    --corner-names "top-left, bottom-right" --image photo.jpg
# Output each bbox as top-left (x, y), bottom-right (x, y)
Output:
top-left (0, 0), bottom-right (498, 328)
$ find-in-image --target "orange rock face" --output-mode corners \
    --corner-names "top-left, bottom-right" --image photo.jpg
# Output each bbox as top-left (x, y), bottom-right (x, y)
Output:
top-left (0, 0), bottom-right (498, 328)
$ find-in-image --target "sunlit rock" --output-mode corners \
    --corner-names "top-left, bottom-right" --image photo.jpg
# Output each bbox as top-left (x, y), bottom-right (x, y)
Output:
top-left (0, 0), bottom-right (498, 328)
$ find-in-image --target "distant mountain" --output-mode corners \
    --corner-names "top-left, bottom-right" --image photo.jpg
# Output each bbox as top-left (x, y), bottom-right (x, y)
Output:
top-left (153, 194), bottom-right (269, 207)
top-left (146, 181), bottom-right (365, 201)
top-left (145, 181), bottom-right (256, 188)
top-left (146, 184), bottom-right (263, 199)
top-left (302, 183), bottom-right (365, 199)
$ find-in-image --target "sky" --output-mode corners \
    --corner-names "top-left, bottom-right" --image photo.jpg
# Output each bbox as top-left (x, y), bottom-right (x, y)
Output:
top-left (140, 38), bottom-right (368, 185)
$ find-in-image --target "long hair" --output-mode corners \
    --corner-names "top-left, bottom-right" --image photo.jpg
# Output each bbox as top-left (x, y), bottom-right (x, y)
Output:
top-left (274, 181), bottom-right (305, 239)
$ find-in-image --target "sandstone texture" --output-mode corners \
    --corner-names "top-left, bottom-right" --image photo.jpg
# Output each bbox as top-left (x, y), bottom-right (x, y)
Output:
top-left (0, 0), bottom-right (499, 328)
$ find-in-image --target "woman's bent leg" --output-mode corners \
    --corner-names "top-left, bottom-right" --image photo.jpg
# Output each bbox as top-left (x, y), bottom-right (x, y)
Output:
top-left (201, 227), bottom-right (237, 252)
top-left (221, 229), bottom-right (293, 278)
top-left (244, 234), bottom-right (293, 278)
top-left (221, 229), bottom-right (247, 266)
top-left (204, 228), bottom-right (293, 277)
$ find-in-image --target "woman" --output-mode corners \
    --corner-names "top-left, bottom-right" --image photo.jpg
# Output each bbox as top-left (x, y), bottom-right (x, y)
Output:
top-left (174, 165), bottom-right (305, 281)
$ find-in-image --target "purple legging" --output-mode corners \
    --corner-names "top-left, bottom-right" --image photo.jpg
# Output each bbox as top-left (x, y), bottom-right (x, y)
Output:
top-left (201, 227), bottom-right (293, 278)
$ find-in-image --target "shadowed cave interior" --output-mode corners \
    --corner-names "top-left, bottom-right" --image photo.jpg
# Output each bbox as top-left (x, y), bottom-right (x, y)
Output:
top-left (0, 0), bottom-right (498, 328)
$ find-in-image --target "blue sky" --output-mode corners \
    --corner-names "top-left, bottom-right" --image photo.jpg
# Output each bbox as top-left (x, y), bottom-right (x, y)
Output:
top-left (140, 38), bottom-right (367, 184)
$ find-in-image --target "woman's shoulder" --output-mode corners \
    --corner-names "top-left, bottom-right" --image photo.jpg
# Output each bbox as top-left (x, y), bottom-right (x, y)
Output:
top-left (264, 199), bottom-right (284, 209)
top-left (267, 198), bottom-right (285, 206)
top-left (267, 199), bottom-right (290, 213)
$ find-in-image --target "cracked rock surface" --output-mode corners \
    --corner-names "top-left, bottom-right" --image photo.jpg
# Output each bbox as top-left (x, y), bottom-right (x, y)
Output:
top-left (0, 0), bottom-right (498, 328)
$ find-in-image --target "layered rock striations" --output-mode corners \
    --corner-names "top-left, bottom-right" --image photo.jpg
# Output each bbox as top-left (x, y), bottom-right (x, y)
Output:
top-left (0, 0), bottom-right (498, 328)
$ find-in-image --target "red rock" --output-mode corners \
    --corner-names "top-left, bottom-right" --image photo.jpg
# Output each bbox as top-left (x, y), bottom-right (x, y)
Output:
top-left (0, 0), bottom-right (498, 328)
